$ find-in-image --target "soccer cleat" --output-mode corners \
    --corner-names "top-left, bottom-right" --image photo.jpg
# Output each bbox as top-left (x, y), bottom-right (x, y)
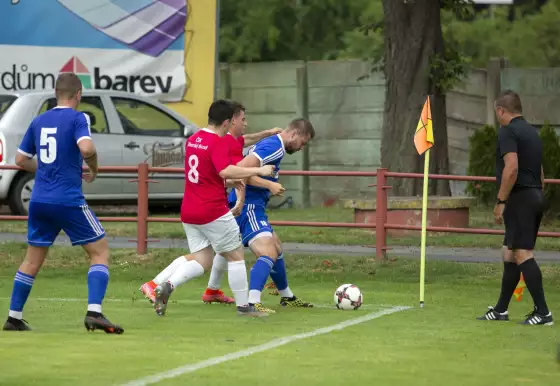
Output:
top-left (237, 305), bottom-right (270, 317)
top-left (202, 289), bottom-right (235, 304)
top-left (249, 302), bottom-right (276, 314)
top-left (154, 282), bottom-right (173, 316)
top-left (139, 281), bottom-right (157, 304)
top-left (84, 313), bottom-right (124, 334)
top-left (280, 296), bottom-right (314, 308)
top-left (519, 308), bottom-right (554, 326)
top-left (3, 317), bottom-right (31, 331)
top-left (476, 306), bottom-right (509, 321)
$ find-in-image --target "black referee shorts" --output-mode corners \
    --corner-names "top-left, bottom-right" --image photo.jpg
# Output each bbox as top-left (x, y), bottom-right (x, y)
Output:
top-left (503, 188), bottom-right (545, 250)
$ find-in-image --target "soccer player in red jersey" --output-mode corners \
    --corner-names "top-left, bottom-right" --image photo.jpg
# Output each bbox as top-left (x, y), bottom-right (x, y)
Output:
top-left (139, 102), bottom-right (284, 306)
top-left (149, 100), bottom-right (275, 317)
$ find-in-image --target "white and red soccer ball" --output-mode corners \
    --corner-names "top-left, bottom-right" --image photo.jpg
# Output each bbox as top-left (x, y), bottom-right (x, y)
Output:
top-left (334, 284), bottom-right (363, 310)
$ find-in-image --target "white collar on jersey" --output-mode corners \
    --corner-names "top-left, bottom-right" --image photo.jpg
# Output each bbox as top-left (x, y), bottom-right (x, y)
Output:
top-left (53, 106), bottom-right (71, 109)
top-left (276, 134), bottom-right (286, 152)
top-left (201, 128), bottom-right (216, 135)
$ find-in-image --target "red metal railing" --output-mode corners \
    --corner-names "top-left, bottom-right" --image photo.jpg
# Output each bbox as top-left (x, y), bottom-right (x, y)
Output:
top-left (1, 164), bottom-right (559, 259)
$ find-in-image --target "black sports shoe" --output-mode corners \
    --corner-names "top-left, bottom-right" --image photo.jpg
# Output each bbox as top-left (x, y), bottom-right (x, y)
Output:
top-left (84, 312), bottom-right (124, 334)
top-left (476, 306), bottom-right (509, 321)
top-left (280, 296), bottom-right (313, 308)
top-left (519, 308), bottom-right (554, 326)
top-left (3, 317), bottom-right (31, 331)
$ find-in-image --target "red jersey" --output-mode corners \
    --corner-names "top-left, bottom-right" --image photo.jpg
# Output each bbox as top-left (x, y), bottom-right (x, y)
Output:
top-left (180, 129), bottom-right (232, 225)
top-left (224, 132), bottom-right (245, 164)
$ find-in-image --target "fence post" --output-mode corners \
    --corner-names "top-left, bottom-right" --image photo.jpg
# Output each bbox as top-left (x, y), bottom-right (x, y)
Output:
top-left (375, 168), bottom-right (388, 261)
top-left (136, 162), bottom-right (149, 255)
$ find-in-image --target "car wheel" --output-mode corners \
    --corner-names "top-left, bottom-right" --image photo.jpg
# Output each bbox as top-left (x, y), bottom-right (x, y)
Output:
top-left (9, 173), bottom-right (34, 216)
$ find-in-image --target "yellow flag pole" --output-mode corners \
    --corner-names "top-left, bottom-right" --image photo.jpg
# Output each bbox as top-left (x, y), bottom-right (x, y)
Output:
top-left (419, 147), bottom-right (430, 308)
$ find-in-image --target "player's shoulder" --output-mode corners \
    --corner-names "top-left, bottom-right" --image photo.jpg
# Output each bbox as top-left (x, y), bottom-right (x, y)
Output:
top-left (255, 134), bottom-right (281, 149)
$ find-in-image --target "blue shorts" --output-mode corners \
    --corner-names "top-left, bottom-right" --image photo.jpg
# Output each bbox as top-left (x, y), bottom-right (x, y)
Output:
top-left (234, 204), bottom-right (274, 247)
top-left (27, 202), bottom-right (106, 247)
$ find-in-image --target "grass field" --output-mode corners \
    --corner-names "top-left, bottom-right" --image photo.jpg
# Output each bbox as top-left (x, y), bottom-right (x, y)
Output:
top-left (0, 242), bottom-right (558, 385)
top-left (1, 205), bottom-right (559, 250)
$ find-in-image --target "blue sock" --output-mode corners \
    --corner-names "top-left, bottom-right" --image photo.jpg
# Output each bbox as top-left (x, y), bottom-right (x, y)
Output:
top-left (249, 256), bottom-right (274, 304)
top-left (87, 264), bottom-right (109, 313)
top-left (270, 253), bottom-right (288, 291)
top-left (9, 271), bottom-right (35, 319)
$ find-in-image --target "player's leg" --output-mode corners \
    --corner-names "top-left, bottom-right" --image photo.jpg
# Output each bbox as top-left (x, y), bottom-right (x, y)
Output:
top-left (63, 204), bottom-right (123, 334)
top-left (200, 253), bottom-right (234, 304)
top-left (140, 254), bottom-right (197, 304)
top-left (3, 202), bottom-right (58, 331)
top-left (514, 190), bottom-right (552, 325)
top-left (206, 212), bottom-right (268, 317)
top-left (153, 224), bottom-right (212, 316)
top-left (270, 232), bottom-right (313, 308)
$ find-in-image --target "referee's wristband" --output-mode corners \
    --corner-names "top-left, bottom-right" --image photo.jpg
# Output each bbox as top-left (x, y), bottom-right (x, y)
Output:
top-left (496, 198), bottom-right (507, 205)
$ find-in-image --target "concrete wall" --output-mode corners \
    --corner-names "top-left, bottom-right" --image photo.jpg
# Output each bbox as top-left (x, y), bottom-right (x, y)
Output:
top-left (217, 59), bottom-right (560, 205)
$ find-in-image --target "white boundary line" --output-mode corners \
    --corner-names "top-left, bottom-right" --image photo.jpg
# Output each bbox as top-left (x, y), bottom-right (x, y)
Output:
top-left (118, 305), bottom-right (411, 386)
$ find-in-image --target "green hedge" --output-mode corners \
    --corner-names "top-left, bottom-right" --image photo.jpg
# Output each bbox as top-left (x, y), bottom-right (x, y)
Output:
top-left (466, 122), bottom-right (560, 211)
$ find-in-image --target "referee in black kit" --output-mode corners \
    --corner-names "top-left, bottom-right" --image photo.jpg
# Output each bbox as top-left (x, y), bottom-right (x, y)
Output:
top-left (477, 90), bottom-right (553, 326)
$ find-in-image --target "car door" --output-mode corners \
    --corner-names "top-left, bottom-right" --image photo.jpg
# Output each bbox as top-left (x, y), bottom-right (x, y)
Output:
top-left (37, 96), bottom-right (123, 198)
top-left (108, 96), bottom-right (185, 199)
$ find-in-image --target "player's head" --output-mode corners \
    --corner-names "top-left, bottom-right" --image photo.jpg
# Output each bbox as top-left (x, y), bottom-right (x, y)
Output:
top-left (55, 73), bottom-right (83, 108)
top-left (229, 101), bottom-right (247, 137)
top-left (282, 118), bottom-right (315, 154)
top-left (494, 90), bottom-right (523, 126)
top-left (208, 99), bottom-right (235, 132)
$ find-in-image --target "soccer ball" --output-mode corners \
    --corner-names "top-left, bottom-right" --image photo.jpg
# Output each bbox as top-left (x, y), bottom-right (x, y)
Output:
top-left (334, 284), bottom-right (363, 310)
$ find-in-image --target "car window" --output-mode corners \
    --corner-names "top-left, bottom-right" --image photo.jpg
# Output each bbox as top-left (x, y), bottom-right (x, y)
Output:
top-left (111, 97), bottom-right (182, 137)
top-left (38, 97), bottom-right (109, 134)
top-left (0, 95), bottom-right (17, 119)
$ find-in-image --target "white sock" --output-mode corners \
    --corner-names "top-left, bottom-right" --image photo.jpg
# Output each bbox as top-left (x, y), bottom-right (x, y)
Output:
top-left (87, 304), bottom-right (102, 313)
top-left (248, 289), bottom-right (262, 305)
top-left (228, 260), bottom-right (249, 306)
top-left (207, 254), bottom-right (228, 290)
top-left (167, 260), bottom-right (205, 289)
top-left (8, 310), bottom-right (22, 320)
top-left (278, 287), bottom-right (294, 298)
top-left (153, 256), bottom-right (185, 285)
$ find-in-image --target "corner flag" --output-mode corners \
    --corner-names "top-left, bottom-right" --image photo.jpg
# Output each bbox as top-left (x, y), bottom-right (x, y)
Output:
top-left (416, 96), bottom-right (434, 309)
top-left (513, 274), bottom-right (526, 301)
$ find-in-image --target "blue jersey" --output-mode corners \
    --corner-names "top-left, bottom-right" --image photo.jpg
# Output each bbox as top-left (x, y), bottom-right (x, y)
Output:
top-left (18, 106), bottom-right (91, 206)
top-left (228, 134), bottom-right (285, 207)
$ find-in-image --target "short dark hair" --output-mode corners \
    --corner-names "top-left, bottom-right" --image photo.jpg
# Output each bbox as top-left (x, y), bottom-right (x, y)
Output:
top-left (55, 73), bottom-right (82, 100)
top-left (230, 101), bottom-right (245, 117)
top-left (287, 118), bottom-right (315, 139)
top-left (495, 90), bottom-right (523, 114)
top-left (208, 99), bottom-right (235, 126)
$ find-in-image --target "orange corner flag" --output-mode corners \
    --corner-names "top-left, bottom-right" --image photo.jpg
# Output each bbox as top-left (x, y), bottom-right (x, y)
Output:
top-left (414, 96), bottom-right (434, 155)
top-left (513, 273), bottom-right (526, 302)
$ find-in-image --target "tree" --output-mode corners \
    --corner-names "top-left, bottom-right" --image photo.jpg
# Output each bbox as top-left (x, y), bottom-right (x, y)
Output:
top-left (380, 0), bottom-right (469, 196)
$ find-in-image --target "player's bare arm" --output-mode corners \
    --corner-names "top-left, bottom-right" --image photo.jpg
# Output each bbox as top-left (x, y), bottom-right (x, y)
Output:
top-left (497, 152), bottom-right (518, 202)
top-left (218, 164), bottom-right (274, 180)
top-left (237, 154), bottom-right (285, 196)
top-left (230, 185), bottom-right (246, 217)
top-left (243, 127), bottom-right (283, 147)
top-left (15, 152), bottom-right (37, 173)
top-left (78, 139), bottom-right (99, 182)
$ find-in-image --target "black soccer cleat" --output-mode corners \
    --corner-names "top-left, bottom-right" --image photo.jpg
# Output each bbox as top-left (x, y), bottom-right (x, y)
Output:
top-left (519, 308), bottom-right (554, 326)
top-left (3, 317), bottom-right (31, 331)
top-left (84, 312), bottom-right (124, 334)
top-left (476, 306), bottom-right (509, 321)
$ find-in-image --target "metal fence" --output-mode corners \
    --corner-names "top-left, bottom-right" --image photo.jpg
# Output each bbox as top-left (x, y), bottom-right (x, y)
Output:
top-left (1, 164), bottom-right (559, 259)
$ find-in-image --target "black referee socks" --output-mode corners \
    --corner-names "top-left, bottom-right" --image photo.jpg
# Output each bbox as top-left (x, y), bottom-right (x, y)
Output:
top-left (519, 258), bottom-right (550, 315)
top-left (494, 262), bottom-right (521, 313)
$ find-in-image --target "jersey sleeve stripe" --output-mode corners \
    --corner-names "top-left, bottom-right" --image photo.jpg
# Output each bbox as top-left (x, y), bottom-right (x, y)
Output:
top-left (76, 136), bottom-right (92, 144)
top-left (82, 113), bottom-right (92, 136)
top-left (17, 148), bottom-right (34, 158)
top-left (252, 152), bottom-right (264, 166)
top-left (262, 148), bottom-right (284, 163)
top-left (262, 151), bottom-right (284, 164)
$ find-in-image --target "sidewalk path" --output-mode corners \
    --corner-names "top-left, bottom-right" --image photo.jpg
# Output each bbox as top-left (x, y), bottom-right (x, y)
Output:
top-left (0, 232), bottom-right (558, 263)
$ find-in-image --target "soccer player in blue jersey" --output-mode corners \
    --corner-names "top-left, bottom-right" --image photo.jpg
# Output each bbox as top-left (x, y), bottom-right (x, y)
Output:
top-left (2, 73), bottom-right (123, 334)
top-left (227, 118), bottom-right (315, 313)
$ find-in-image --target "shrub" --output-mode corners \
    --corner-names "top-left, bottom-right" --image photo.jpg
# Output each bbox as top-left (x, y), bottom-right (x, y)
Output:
top-left (466, 122), bottom-right (560, 212)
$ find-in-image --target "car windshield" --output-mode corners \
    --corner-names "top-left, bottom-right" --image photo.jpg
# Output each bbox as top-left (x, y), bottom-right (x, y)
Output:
top-left (0, 95), bottom-right (17, 120)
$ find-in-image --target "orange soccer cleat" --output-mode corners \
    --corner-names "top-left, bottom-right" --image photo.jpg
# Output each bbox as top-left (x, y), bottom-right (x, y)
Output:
top-left (139, 281), bottom-right (157, 304)
top-left (202, 288), bottom-right (235, 304)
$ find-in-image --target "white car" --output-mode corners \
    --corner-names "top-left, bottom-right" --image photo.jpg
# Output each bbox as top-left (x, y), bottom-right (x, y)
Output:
top-left (0, 90), bottom-right (198, 215)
